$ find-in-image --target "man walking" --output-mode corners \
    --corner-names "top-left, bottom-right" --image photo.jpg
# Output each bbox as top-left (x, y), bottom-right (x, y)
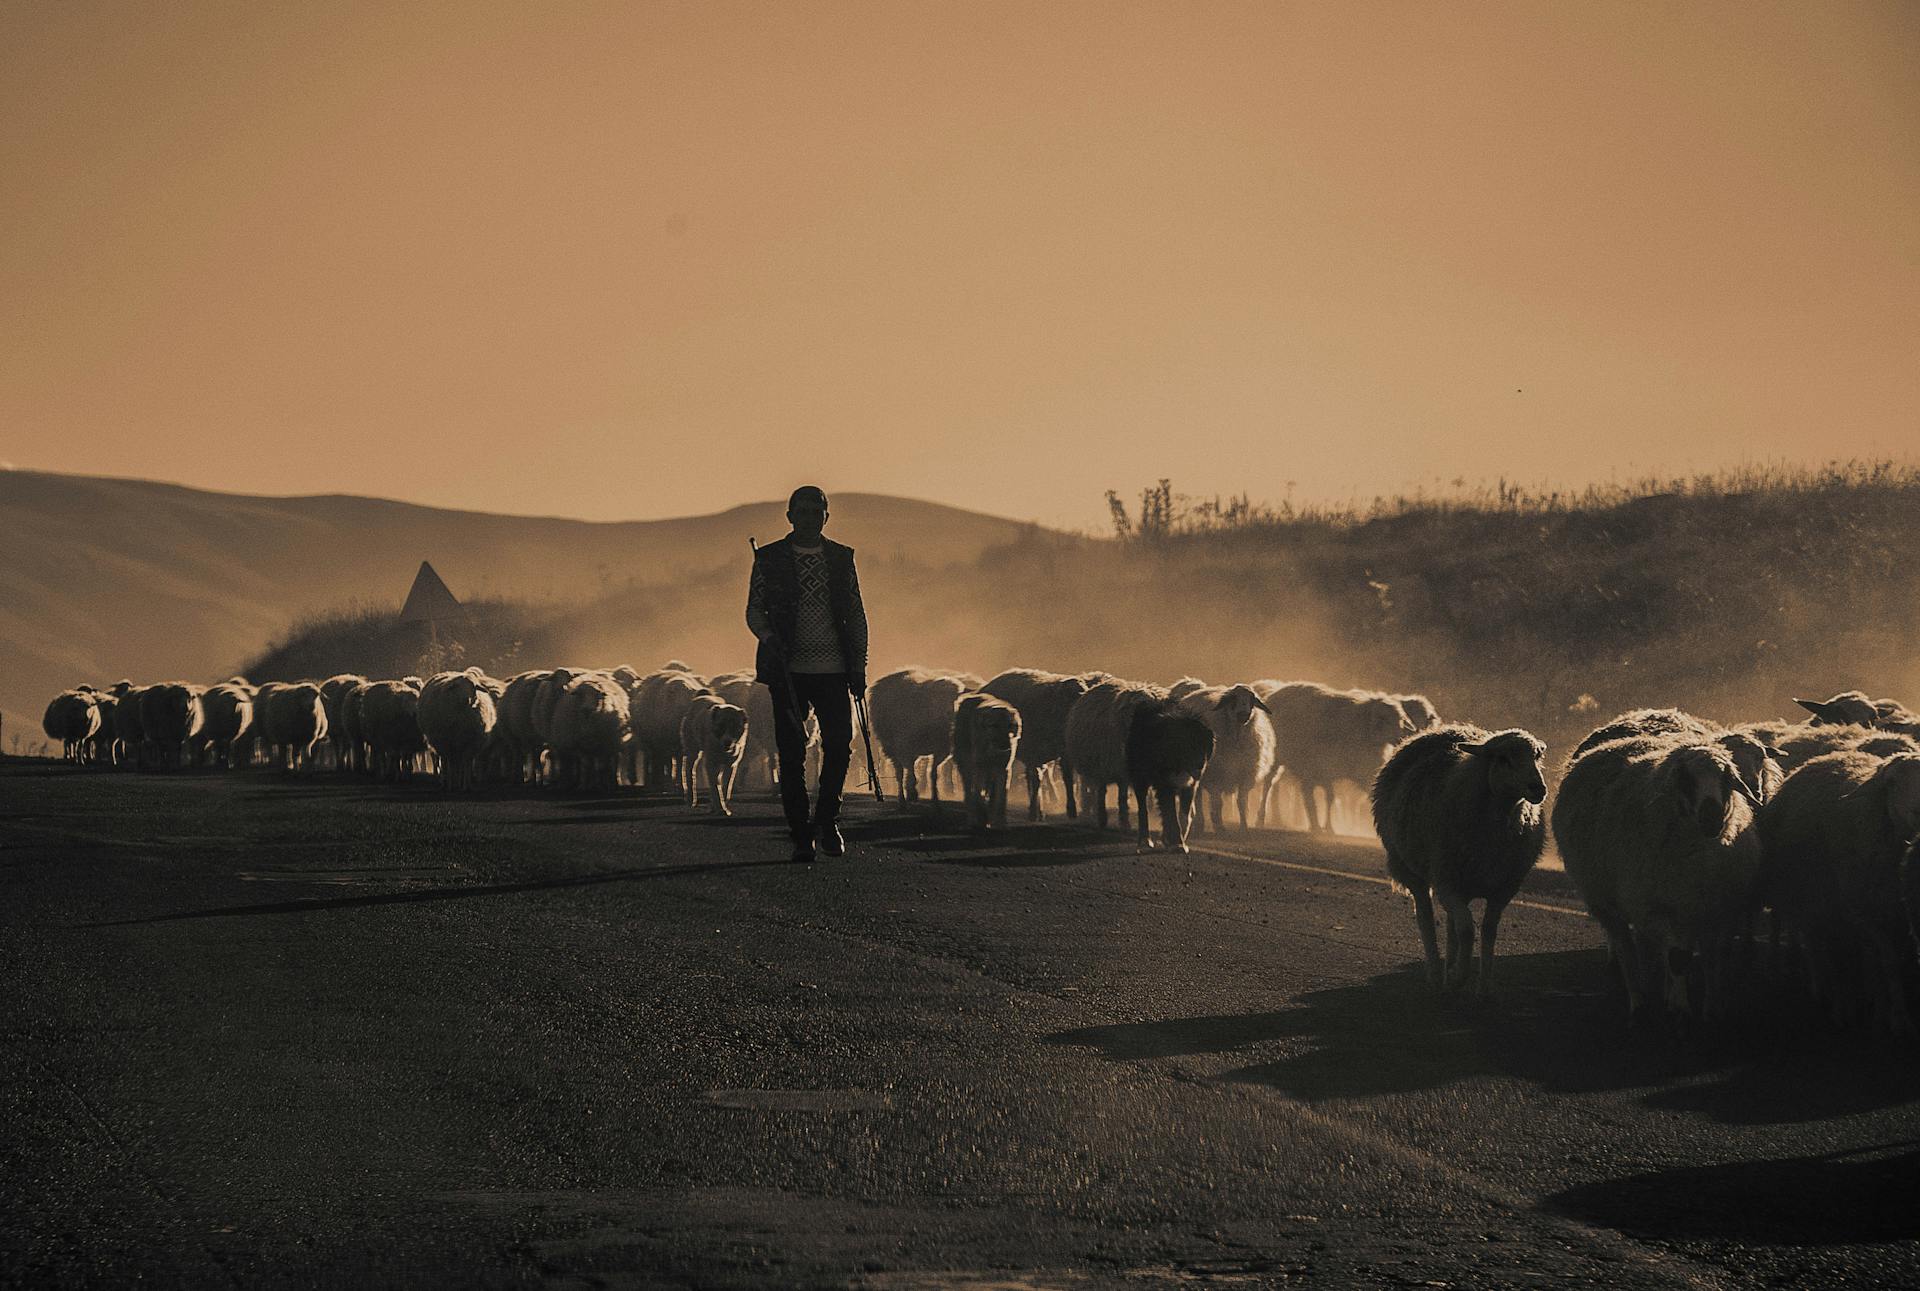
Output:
top-left (746, 486), bottom-right (869, 862)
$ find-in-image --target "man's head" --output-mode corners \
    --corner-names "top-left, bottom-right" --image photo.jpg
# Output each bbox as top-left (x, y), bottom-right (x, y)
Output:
top-left (788, 485), bottom-right (829, 542)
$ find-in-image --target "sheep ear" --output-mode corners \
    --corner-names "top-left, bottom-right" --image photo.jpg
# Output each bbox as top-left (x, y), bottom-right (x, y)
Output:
top-left (1461, 740), bottom-right (1493, 756)
top-left (1794, 697), bottom-right (1840, 721)
top-left (1252, 696), bottom-right (1271, 713)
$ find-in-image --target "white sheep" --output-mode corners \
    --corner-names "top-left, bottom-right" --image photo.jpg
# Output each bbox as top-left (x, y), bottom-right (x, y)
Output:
top-left (499, 670), bottom-right (552, 784)
top-left (1257, 681), bottom-right (1415, 832)
top-left (1759, 750), bottom-right (1920, 1035)
top-left (418, 670), bottom-right (500, 791)
top-left (1553, 735), bottom-right (1764, 1025)
top-left (630, 669), bottom-right (714, 789)
top-left (112, 684), bottom-right (150, 769)
top-left (548, 671), bottom-right (631, 792)
top-left (198, 682), bottom-right (255, 770)
top-left (867, 668), bottom-right (971, 805)
top-left (41, 690), bottom-right (101, 763)
top-left (319, 674), bottom-right (367, 770)
top-left (680, 692), bottom-right (749, 814)
top-left (1063, 678), bottom-right (1168, 833)
top-left (952, 692), bottom-right (1022, 830)
top-left (979, 668), bottom-right (1090, 822)
top-left (1372, 725), bottom-right (1548, 995)
top-left (1176, 683), bottom-right (1275, 833)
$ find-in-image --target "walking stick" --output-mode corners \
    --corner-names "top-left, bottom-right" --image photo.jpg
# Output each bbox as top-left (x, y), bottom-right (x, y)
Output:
top-left (853, 692), bottom-right (885, 804)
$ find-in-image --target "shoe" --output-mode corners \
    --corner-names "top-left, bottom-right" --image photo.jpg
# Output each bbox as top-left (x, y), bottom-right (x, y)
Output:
top-left (790, 837), bottom-right (816, 864)
top-left (818, 823), bottom-right (846, 857)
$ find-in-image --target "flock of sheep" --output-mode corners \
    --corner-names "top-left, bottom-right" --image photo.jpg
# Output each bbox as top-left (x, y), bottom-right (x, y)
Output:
top-left (37, 665), bottom-right (1920, 1033)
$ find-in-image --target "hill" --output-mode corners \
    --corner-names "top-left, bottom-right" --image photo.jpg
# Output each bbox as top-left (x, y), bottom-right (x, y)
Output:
top-left (0, 470), bottom-right (1053, 748)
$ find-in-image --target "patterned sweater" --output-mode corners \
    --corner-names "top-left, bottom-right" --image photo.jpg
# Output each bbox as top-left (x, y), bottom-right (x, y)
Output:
top-left (745, 540), bottom-right (869, 676)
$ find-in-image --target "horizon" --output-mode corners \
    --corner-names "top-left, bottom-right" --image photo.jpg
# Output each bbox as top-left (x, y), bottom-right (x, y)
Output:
top-left (5, 2), bottom-right (1916, 529)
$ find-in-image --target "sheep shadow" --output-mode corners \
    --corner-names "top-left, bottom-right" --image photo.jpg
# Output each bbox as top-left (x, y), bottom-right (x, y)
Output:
top-left (1053, 952), bottom-right (1762, 1102)
top-left (1544, 1141), bottom-right (1920, 1244)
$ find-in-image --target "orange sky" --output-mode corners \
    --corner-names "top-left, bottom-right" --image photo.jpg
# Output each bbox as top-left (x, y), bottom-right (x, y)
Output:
top-left (3, 1), bottom-right (1915, 528)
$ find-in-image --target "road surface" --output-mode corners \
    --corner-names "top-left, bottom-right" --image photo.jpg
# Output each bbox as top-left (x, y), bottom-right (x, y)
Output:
top-left (3, 760), bottom-right (1916, 1288)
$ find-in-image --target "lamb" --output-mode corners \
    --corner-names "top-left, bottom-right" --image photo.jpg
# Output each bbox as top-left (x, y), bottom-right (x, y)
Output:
top-left (951, 693), bottom-right (1022, 830)
top-left (138, 682), bottom-right (205, 769)
top-left (1759, 751), bottom-right (1920, 1035)
top-left (418, 670), bottom-right (500, 791)
top-left (548, 671), bottom-right (631, 792)
top-left (1372, 725), bottom-right (1547, 995)
top-left (680, 693), bottom-right (749, 814)
top-left (631, 669), bottom-right (714, 788)
top-left (42, 690), bottom-right (101, 762)
top-left (1552, 735), bottom-right (1764, 1024)
top-left (1063, 679), bottom-right (1168, 832)
top-left (1257, 681), bottom-right (1415, 832)
top-left (1176, 684), bottom-right (1275, 833)
top-left (1123, 699), bottom-right (1214, 853)
top-left (198, 682), bottom-right (255, 770)
top-left (867, 668), bottom-right (971, 804)
top-left (979, 668), bottom-right (1090, 821)
top-left (358, 680), bottom-right (427, 780)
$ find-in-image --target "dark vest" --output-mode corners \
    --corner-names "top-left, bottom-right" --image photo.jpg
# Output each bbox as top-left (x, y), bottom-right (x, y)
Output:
top-left (754, 536), bottom-right (859, 685)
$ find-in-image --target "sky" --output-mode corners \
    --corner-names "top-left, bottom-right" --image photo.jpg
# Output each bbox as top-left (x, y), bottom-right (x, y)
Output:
top-left (3, 1), bottom-right (1915, 529)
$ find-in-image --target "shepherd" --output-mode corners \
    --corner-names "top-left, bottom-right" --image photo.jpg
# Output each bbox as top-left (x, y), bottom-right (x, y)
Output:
top-left (746, 486), bottom-right (870, 862)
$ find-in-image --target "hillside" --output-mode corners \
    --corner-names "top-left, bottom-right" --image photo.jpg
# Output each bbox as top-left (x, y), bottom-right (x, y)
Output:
top-left (245, 463), bottom-right (1920, 759)
top-left (0, 470), bottom-right (1052, 747)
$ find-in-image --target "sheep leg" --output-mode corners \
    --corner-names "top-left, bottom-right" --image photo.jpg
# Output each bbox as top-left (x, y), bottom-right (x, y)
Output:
top-left (1117, 777), bottom-right (1131, 833)
top-left (1133, 782), bottom-right (1154, 851)
top-left (1026, 764), bottom-right (1043, 822)
top-left (1438, 889), bottom-right (1475, 992)
top-left (1176, 786), bottom-right (1197, 852)
top-left (1236, 786), bottom-right (1253, 831)
top-left (1086, 779), bottom-right (1107, 832)
top-left (1300, 781), bottom-right (1323, 833)
top-left (1476, 900), bottom-right (1506, 998)
top-left (1853, 919), bottom-right (1915, 1038)
top-left (1591, 909), bottom-right (1648, 1022)
top-left (1409, 886), bottom-right (1443, 988)
top-left (1063, 760), bottom-right (1078, 820)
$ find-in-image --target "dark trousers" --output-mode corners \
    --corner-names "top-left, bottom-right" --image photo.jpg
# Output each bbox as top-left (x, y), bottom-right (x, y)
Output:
top-left (771, 671), bottom-right (853, 839)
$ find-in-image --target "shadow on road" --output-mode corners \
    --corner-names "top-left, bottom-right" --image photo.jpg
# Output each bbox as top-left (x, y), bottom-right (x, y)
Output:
top-left (1544, 1142), bottom-right (1920, 1244)
top-left (84, 858), bottom-right (793, 927)
top-left (1051, 953), bottom-right (1920, 1119)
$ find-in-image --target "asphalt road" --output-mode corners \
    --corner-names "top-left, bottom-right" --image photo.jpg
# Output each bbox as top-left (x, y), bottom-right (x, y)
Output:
top-left (3, 760), bottom-right (1917, 1289)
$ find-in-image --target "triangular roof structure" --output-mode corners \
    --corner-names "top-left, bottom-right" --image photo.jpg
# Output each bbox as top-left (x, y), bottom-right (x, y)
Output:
top-left (399, 561), bottom-right (462, 623)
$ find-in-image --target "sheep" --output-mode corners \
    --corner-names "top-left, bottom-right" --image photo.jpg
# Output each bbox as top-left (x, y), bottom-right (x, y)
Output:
top-left (951, 693), bottom-right (1022, 830)
top-left (1122, 699), bottom-right (1214, 853)
top-left (532, 668), bottom-right (581, 750)
top-left (1393, 694), bottom-right (1443, 732)
top-left (1573, 708), bottom-right (1718, 759)
top-left (680, 692), bottom-right (749, 814)
top-left (1064, 679), bottom-right (1168, 833)
top-left (359, 681), bottom-right (427, 780)
top-left (86, 692), bottom-right (119, 765)
top-left (1257, 681), bottom-right (1415, 833)
top-left (138, 682), bottom-right (205, 770)
top-left (867, 668), bottom-right (971, 805)
top-left (1794, 690), bottom-right (1881, 727)
top-left (1759, 751), bottom-right (1920, 1035)
top-left (1176, 683), bottom-right (1275, 833)
top-left (630, 669), bottom-right (713, 788)
top-left (319, 674), bottom-right (367, 769)
top-left (112, 685), bottom-right (151, 769)
top-left (1168, 676), bottom-right (1209, 703)
top-left (979, 668), bottom-right (1090, 821)
top-left (548, 671), bottom-right (631, 792)
top-left (198, 683), bottom-right (255, 770)
top-left (1372, 725), bottom-right (1548, 995)
top-left (1870, 697), bottom-right (1920, 739)
top-left (260, 682), bottom-right (328, 772)
top-left (418, 671), bottom-right (499, 791)
top-left (498, 670), bottom-right (551, 783)
top-left (1765, 722), bottom-right (1919, 767)
top-left (41, 690), bottom-right (101, 763)
top-left (1552, 735), bottom-right (1765, 1025)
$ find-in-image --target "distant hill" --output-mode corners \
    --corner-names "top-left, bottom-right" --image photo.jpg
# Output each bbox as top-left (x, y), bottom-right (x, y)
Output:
top-left (0, 469), bottom-right (1054, 746)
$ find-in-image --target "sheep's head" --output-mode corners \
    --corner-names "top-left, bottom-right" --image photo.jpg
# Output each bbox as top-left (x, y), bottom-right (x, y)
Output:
top-left (971, 701), bottom-right (1021, 753)
top-left (1398, 695), bottom-right (1441, 731)
top-left (1714, 732), bottom-right (1784, 804)
top-left (1796, 691), bottom-right (1878, 727)
top-left (1871, 755), bottom-right (1920, 843)
top-left (716, 704), bottom-right (748, 746)
top-left (1463, 730), bottom-right (1547, 805)
top-left (1215, 685), bottom-right (1270, 728)
top-left (1663, 745), bottom-right (1742, 837)
top-left (1363, 697), bottom-right (1415, 746)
